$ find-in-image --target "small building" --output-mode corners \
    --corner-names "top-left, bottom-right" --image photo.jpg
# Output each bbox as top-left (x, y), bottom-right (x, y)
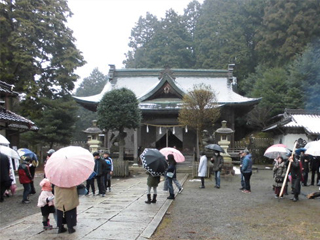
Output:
top-left (0, 81), bottom-right (38, 147)
top-left (263, 108), bottom-right (320, 148)
top-left (74, 65), bottom-right (261, 158)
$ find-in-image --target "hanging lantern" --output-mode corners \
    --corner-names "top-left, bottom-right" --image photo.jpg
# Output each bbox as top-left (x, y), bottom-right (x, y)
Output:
top-left (146, 125), bottom-right (149, 133)
top-left (185, 125), bottom-right (188, 133)
top-left (173, 126), bottom-right (175, 134)
top-left (159, 127), bottom-right (162, 134)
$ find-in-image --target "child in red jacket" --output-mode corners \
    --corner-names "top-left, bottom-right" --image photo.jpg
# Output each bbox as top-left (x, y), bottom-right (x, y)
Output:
top-left (18, 157), bottom-right (33, 204)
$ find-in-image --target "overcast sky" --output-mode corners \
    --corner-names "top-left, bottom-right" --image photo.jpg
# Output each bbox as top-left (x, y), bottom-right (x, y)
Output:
top-left (67, 0), bottom-right (204, 86)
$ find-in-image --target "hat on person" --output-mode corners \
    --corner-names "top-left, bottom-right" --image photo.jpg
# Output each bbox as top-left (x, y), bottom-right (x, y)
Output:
top-left (40, 178), bottom-right (52, 191)
top-left (244, 149), bottom-right (250, 154)
top-left (47, 149), bottom-right (55, 157)
top-left (104, 151), bottom-right (110, 155)
top-left (93, 152), bottom-right (100, 157)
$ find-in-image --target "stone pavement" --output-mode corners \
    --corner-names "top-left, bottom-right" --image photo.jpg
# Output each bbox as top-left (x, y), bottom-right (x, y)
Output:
top-left (0, 173), bottom-right (188, 240)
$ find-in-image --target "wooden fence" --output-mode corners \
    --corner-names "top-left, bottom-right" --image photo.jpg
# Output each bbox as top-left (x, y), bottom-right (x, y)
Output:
top-left (112, 160), bottom-right (130, 177)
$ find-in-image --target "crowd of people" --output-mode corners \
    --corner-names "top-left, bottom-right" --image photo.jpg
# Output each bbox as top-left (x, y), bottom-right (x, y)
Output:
top-left (272, 150), bottom-right (320, 202)
top-left (1, 144), bottom-right (320, 236)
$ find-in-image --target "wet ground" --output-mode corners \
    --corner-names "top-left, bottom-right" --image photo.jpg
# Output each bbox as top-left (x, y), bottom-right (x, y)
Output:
top-left (151, 169), bottom-right (320, 240)
top-left (0, 172), bottom-right (44, 227)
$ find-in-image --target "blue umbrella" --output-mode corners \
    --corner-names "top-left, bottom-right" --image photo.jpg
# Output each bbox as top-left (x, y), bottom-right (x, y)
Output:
top-left (295, 148), bottom-right (306, 155)
top-left (18, 148), bottom-right (38, 167)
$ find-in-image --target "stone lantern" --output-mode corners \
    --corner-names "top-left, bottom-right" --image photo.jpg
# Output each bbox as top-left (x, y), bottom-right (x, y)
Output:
top-left (83, 120), bottom-right (102, 153)
top-left (215, 120), bottom-right (234, 175)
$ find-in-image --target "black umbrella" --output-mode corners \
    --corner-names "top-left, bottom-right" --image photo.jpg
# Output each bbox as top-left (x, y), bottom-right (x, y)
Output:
top-left (140, 148), bottom-right (168, 176)
top-left (205, 144), bottom-right (225, 153)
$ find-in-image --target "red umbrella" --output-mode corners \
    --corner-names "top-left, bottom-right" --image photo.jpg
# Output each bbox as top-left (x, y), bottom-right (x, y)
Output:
top-left (264, 144), bottom-right (291, 159)
top-left (45, 146), bottom-right (94, 188)
top-left (160, 147), bottom-right (185, 163)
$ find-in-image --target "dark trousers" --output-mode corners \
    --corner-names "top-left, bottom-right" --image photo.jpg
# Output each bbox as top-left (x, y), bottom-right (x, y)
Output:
top-left (311, 168), bottom-right (320, 185)
top-left (303, 171), bottom-right (308, 186)
top-left (292, 177), bottom-right (301, 199)
top-left (57, 208), bottom-right (77, 229)
top-left (96, 175), bottom-right (105, 194)
top-left (22, 183), bottom-right (31, 201)
top-left (104, 171), bottom-right (111, 189)
top-left (30, 181), bottom-right (36, 194)
top-left (243, 172), bottom-right (252, 191)
top-left (200, 177), bottom-right (205, 187)
top-left (86, 178), bottom-right (95, 194)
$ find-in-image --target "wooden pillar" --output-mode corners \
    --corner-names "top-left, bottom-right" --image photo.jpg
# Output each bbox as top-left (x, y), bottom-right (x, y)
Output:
top-left (133, 129), bottom-right (138, 163)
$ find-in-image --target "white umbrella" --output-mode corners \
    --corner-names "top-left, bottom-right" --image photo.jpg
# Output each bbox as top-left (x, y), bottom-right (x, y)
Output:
top-left (0, 145), bottom-right (20, 159)
top-left (305, 140), bottom-right (320, 156)
top-left (0, 134), bottom-right (10, 146)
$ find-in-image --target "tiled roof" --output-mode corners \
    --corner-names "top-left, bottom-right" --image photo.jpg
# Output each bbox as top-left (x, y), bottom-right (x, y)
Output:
top-left (73, 68), bottom-right (261, 108)
top-left (0, 81), bottom-right (19, 97)
top-left (0, 107), bottom-right (38, 130)
top-left (263, 109), bottom-right (320, 135)
top-left (285, 114), bottom-right (320, 135)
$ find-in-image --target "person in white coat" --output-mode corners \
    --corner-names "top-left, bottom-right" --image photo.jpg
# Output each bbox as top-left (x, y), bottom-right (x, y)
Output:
top-left (198, 151), bottom-right (207, 188)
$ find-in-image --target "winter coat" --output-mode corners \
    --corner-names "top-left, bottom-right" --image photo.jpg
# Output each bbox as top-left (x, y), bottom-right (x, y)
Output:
top-left (147, 173), bottom-right (160, 187)
top-left (167, 163), bottom-right (177, 179)
top-left (273, 161), bottom-right (286, 187)
top-left (37, 190), bottom-right (55, 207)
top-left (0, 153), bottom-right (12, 188)
top-left (54, 186), bottom-right (79, 212)
top-left (94, 157), bottom-right (108, 176)
top-left (18, 161), bottom-right (32, 184)
top-left (104, 157), bottom-right (113, 171)
top-left (301, 154), bottom-right (309, 172)
top-left (212, 155), bottom-right (224, 171)
top-left (290, 157), bottom-right (302, 180)
top-left (198, 155), bottom-right (207, 177)
top-left (242, 154), bottom-right (252, 173)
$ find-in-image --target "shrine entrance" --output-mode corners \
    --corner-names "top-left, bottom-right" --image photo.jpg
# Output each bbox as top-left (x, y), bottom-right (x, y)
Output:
top-left (156, 129), bottom-right (183, 150)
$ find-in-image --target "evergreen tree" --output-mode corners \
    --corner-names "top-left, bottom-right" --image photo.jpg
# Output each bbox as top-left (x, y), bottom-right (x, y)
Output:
top-left (0, 0), bottom-right (85, 118)
top-left (256, 0), bottom-right (320, 67)
top-left (97, 88), bottom-right (141, 161)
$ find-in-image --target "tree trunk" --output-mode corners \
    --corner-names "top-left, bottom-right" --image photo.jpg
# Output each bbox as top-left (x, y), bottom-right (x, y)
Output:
top-left (118, 129), bottom-right (125, 161)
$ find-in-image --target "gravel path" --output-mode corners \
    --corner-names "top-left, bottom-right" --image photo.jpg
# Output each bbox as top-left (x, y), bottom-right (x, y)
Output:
top-left (151, 169), bottom-right (320, 240)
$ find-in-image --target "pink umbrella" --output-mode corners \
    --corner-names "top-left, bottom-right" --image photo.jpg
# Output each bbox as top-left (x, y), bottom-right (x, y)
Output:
top-left (264, 144), bottom-right (291, 159)
top-left (45, 146), bottom-right (94, 188)
top-left (160, 147), bottom-right (185, 163)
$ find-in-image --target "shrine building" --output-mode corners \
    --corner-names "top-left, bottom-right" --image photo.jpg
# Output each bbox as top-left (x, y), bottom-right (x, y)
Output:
top-left (74, 65), bottom-right (260, 158)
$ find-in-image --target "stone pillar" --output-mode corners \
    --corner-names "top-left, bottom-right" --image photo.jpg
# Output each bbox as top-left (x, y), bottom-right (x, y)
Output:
top-left (216, 120), bottom-right (235, 176)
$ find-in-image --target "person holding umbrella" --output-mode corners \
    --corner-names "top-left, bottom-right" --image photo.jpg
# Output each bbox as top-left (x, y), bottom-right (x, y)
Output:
top-left (55, 185), bottom-right (79, 233)
top-left (273, 156), bottom-right (286, 198)
top-left (198, 151), bottom-right (207, 189)
top-left (145, 172), bottom-right (160, 204)
top-left (210, 151), bottom-right (224, 189)
top-left (166, 154), bottom-right (176, 199)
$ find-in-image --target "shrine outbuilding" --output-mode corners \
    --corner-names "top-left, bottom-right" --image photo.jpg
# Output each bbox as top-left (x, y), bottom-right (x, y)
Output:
top-left (74, 65), bottom-right (260, 158)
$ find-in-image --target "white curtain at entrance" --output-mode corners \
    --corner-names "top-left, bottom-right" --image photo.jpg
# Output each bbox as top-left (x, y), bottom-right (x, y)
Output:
top-left (156, 127), bottom-right (166, 142)
top-left (155, 127), bottom-right (183, 142)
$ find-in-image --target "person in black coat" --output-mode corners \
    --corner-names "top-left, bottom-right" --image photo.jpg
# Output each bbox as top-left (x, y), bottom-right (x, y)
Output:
top-left (300, 151), bottom-right (309, 186)
top-left (288, 154), bottom-right (302, 202)
top-left (0, 153), bottom-right (12, 202)
top-left (310, 156), bottom-right (320, 186)
top-left (93, 152), bottom-right (107, 197)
